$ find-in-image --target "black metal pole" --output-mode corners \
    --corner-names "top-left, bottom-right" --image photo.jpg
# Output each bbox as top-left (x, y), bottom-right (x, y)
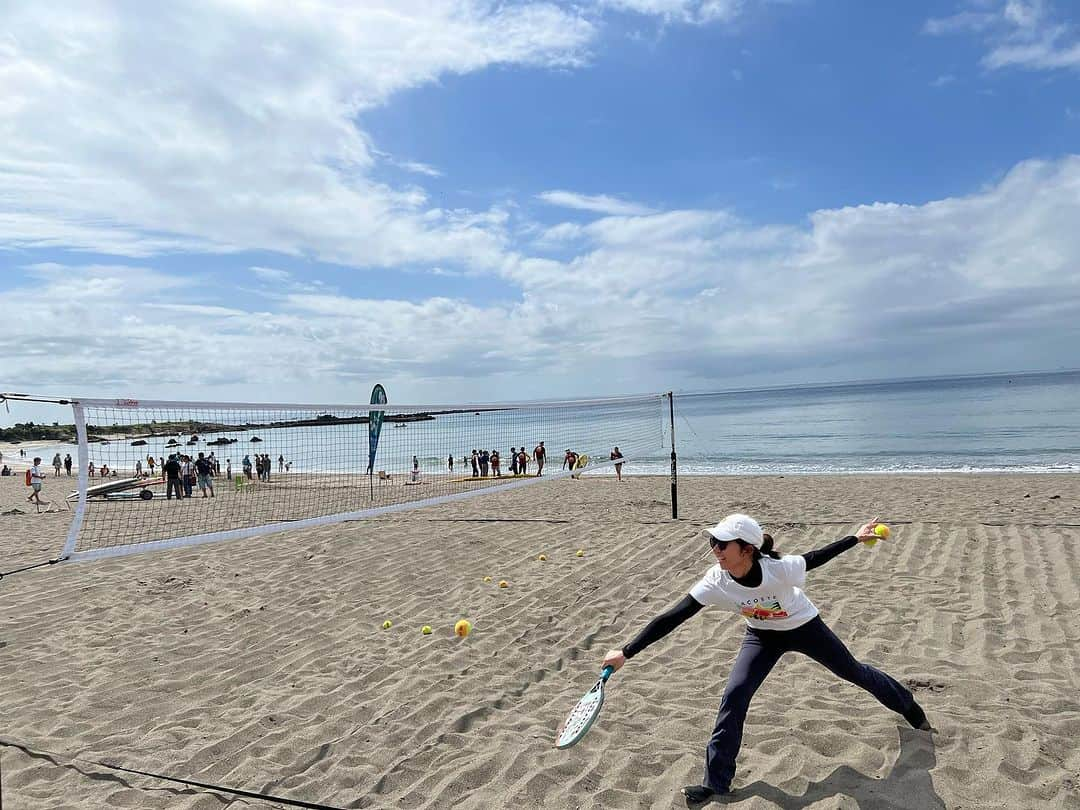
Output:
top-left (668, 391), bottom-right (678, 519)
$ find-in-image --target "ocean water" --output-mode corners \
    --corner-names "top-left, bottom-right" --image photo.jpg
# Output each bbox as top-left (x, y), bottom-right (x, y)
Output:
top-left (6, 371), bottom-right (1080, 476)
top-left (647, 370), bottom-right (1080, 475)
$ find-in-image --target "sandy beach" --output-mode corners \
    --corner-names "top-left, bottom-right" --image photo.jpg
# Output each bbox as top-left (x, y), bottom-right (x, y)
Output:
top-left (1, 471), bottom-right (1079, 809)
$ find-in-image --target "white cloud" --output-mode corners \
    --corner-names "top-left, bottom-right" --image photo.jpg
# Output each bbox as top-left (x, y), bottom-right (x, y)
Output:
top-left (0, 1), bottom-right (594, 272)
top-left (397, 160), bottom-right (444, 178)
top-left (596, 0), bottom-right (746, 25)
top-left (537, 190), bottom-right (657, 216)
top-left (926, 1), bottom-right (1080, 71)
top-left (249, 266), bottom-right (293, 283)
top-left (6, 156), bottom-right (1077, 401)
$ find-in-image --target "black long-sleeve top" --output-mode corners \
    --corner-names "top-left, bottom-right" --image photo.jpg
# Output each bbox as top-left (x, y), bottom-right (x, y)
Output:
top-left (622, 535), bottom-right (859, 659)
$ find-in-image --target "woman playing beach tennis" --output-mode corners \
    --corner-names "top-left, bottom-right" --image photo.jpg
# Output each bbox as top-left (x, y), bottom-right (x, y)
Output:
top-left (602, 514), bottom-right (931, 803)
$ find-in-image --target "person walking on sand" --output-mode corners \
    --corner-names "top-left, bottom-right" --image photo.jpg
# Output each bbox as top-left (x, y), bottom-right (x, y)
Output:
top-left (447, 454), bottom-right (454, 474)
top-left (610, 446), bottom-right (624, 481)
top-left (601, 514), bottom-right (931, 803)
top-left (164, 454), bottom-right (183, 501)
top-left (52, 453), bottom-right (62, 477)
top-left (27, 457), bottom-right (46, 511)
top-left (534, 441), bottom-right (546, 476)
top-left (64, 453), bottom-right (73, 476)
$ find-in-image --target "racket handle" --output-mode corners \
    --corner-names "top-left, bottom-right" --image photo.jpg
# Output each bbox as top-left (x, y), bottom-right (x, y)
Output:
top-left (600, 665), bottom-right (614, 681)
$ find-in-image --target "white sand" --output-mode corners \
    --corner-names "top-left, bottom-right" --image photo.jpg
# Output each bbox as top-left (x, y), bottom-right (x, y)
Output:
top-left (1, 473), bottom-right (1079, 809)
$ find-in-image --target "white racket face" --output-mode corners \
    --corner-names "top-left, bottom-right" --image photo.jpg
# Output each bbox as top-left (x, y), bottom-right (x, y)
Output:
top-left (555, 682), bottom-right (605, 749)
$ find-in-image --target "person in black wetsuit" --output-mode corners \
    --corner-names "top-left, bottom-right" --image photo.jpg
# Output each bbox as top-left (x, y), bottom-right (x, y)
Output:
top-left (601, 513), bottom-right (931, 804)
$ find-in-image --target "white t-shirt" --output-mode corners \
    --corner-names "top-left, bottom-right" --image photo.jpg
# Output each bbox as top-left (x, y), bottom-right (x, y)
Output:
top-left (30, 465), bottom-right (44, 483)
top-left (689, 555), bottom-right (818, 631)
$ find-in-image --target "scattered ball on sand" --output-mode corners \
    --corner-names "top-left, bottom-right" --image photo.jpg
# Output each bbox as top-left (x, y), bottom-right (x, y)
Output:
top-left (498, 580), bottom-right (509, 588)
top-left (576, 549), bottom-right (585, 557)
top-left (421, 625), bottom-right (433, 635)
top-left (381, 620), bottom-right (392, 630)
top-left (454, 619), bottom-right (472, 638)
top-left (538, 554), bottom-right (547, 561)
top-left (483, 576), bottom-right (493, 583)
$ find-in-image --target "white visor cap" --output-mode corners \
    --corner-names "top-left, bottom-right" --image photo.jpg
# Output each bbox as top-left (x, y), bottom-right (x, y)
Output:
top-left (703, 513), bottom-right (764, 548)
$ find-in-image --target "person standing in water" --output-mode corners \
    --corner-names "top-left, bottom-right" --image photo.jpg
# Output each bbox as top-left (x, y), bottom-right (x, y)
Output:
top-left (610, 446), bottom-right (624, 481)
top-left (602, 514), bottom-right (930, 803)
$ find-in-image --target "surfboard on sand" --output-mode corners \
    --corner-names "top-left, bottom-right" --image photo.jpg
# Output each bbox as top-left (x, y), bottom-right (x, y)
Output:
top-left (571, 453), bottom-right (591, 479)
top-left (68, 477), bottom-right (164, 501)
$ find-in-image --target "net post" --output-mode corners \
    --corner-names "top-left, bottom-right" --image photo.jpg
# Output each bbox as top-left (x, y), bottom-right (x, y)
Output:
top-left (59, 402), bottom-right (89, 559)
top-left (668, 392), bottom-right (678, 519)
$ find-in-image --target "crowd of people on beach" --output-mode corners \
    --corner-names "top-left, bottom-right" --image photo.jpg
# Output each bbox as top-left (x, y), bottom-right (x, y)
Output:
top-left (433, 442), bottom-right (625, 480)
top-left (3, 442), bottom-right (294, 502)
top-left (448, 442), bottom-right (550, 478)
top-left (155, 450), bottom-right (287, 499)
top-left (5, 435), bottom-right (626, 508)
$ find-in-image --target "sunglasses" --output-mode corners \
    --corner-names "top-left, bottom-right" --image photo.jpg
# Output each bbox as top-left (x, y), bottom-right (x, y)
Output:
top-left (709, 536), bottom-right (738, 550)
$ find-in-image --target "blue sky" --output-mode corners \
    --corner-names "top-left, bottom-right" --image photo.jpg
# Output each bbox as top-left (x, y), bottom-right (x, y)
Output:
top-left (2, 0), bottom-right (1079, 424)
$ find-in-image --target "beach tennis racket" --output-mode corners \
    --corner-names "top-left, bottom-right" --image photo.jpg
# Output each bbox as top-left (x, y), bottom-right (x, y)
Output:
top-left (555, 665), bottom-right (614, 749)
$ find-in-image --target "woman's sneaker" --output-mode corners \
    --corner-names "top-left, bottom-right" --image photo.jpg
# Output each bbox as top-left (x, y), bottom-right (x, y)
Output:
top-left (681, 785), bottom-right (729, 803)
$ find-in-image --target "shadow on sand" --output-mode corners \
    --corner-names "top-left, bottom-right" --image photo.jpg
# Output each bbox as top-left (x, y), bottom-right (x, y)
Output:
top-left (693, 727), bottom-right (944, 809)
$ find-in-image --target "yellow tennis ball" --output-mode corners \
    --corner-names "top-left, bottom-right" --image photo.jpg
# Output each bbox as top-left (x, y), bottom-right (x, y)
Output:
top-left (538, 554), bottom-right (547, 561)
top-left (483, 576), bottom-right (492, 583)
top-left (498, 580), bottom-right (509, 588)
top-left (866, 523), bottom-right (890, 547)
top-left (381, 620), bottom-right (392, 630)
top-left (454, 619), bottom-right (472, 637)
top-left (576, 549), bottom-right (585, 557)
top-left (421, 625), bottom-right (432, 635)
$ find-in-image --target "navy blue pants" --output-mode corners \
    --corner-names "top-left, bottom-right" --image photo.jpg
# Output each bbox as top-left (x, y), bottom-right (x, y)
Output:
top-left (704, 616), bottom-right (916, 792)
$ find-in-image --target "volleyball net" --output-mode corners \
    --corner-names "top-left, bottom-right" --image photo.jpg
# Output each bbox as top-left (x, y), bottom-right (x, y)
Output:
top-left (56, 393), bottom-right (668, 561)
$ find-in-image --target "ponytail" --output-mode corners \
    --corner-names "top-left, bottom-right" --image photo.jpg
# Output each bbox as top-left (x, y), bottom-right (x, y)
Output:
top-left (756, 533), bottom-right (781, 560)
top-left (733, 534), bottom-right (781, 560)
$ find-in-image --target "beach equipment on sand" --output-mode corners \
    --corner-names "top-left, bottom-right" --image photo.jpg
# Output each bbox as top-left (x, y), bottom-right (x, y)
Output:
top-left (555, 666), bottom-right (614, 749)
top-left (571, 453), bottom-right (591, 479)
top-left (68, 477), bottom-right (162, 501)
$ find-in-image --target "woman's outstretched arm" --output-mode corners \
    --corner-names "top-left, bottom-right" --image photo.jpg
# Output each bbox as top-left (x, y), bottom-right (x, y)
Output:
top-left (803, 519), bottom-right (887, 571)
top-left (602, 594), bottom-right (704, 671)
